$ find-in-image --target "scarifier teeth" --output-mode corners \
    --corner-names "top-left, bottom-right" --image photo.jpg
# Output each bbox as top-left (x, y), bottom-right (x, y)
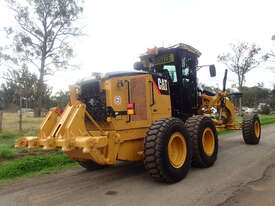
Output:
top-left (62, 139), bottom-right (75, 152)
top-left (15, 137), bottom-right (28, 148)
top-left (42, 138), bottom-right (57, 150)
top-left (15, 136), bottom-right (40, 149)
top-left (28, 138), bottom-right (40, 149)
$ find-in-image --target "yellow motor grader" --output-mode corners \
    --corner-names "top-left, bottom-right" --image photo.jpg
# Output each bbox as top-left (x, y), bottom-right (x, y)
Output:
top-left (16, 43), bottom-right (261, 183)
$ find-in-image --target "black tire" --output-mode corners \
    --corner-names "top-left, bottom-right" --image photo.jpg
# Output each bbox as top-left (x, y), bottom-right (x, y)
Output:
top-left (144, 118), bottom-right (192, 183)
top-left (77, 160), bottom-right (105, 171)
top-left (185, 115), bottom-right (218, 168)
top-left (242, 113), bottom-right (261, 145)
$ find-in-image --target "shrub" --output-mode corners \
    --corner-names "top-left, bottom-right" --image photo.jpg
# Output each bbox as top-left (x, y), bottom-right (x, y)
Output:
top-left (260, 105), bottom-right (271, 115)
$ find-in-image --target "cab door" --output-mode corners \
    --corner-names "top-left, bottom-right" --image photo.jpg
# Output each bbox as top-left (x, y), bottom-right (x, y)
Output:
top-left (180, 54), bottom-right (198, 113)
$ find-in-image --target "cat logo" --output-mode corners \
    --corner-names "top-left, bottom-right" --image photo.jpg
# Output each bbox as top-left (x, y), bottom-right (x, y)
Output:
top-left (158, 78), bottom-right (168, 91)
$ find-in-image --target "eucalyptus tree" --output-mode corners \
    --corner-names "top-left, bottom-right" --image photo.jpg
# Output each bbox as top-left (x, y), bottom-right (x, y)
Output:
top-left (2, 0), bottom-right (84, 116)
top-left (217, 42), bottom-right (266, 92)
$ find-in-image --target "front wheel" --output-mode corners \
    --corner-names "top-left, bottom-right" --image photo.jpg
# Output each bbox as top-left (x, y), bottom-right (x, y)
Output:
top-left (242, 113), bottom-right (261, 145)
top-left (144, 118), bottom-right (192, 183)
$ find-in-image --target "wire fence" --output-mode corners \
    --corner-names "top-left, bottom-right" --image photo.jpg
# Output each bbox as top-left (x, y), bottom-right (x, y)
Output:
top-left (0, 112), bottom-right (43, 131)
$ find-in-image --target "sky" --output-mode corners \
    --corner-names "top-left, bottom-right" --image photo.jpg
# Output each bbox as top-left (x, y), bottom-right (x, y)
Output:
top-left (0, 0), bottom-right (275, 92)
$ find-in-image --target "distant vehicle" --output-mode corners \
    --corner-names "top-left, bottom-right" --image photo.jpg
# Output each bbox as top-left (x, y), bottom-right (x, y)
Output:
top-left (257, 103), bottom-right (269, 111)
top-left (17, 108), bottom-right (34, 115)
top-left (244, 107), bottom-right (257, 113)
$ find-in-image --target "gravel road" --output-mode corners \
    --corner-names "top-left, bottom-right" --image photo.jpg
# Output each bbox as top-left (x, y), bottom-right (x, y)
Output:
top-left (1, 124), bottom-right (275, 206)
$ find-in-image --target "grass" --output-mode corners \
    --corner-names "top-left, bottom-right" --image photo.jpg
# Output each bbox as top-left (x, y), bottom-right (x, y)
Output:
top-left (0, 130), bottom-right (63, 161)
top-left (218, 114), bottom-right (275, 135)
top-left (235, 114), bottom-right (275, 125)
top-left (259, 114), bottom-right (275, 125)
top-left (0, 148), bottom-right (17, 159)
top-left (0, 154), bottom-right (77, 184)
top-left (0, 130), bottom-right (37, 160)
top-left (0, 129), bottom-right (77, 184)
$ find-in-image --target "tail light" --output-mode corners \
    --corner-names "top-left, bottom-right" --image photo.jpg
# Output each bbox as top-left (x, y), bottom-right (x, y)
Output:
top-left (57, 109), bottom-right (63, 115)
top-left (127, 104), bottom-right (135, 115)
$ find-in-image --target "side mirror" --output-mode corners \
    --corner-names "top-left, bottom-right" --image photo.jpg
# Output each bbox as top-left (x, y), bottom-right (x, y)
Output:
top-left (209, 65), bottom-right (216, 77)
top-left (134, 62), bottom-right (144, 71)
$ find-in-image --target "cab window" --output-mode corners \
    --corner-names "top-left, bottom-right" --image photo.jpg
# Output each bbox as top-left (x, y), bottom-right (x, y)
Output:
top-left (163, 65), bottom-right (177, 82)
top-left (181, 57), bottom-right (190, 77)
top-left (182, 57), bottom-right (191, 83)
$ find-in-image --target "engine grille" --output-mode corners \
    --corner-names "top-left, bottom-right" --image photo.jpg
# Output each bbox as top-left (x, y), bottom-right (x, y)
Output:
top-left (78, 79), bottom-right (107, 122)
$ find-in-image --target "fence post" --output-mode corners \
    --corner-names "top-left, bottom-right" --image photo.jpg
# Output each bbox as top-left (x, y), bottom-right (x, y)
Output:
top-left (19, 96), bottom-right (22, 131)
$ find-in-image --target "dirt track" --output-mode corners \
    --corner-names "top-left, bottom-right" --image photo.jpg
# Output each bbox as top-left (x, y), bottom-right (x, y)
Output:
top-left (1, 124), bottom-right (275, 206)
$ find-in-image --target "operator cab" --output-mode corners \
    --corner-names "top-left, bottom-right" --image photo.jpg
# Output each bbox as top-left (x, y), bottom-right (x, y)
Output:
top-left (134, 43), bottom-right (215, 120)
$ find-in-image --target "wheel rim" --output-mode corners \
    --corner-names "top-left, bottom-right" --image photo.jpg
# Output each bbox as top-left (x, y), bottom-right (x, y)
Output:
top-left (202, 128), bottom-right (215, 156)
top-left (168, 132), bottom-right (187, 168)
top-left (254, 120), bottom-right (260, 138)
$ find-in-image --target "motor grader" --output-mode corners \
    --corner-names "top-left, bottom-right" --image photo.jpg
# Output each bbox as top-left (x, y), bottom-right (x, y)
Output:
top-left (15, 43), bottom-right (261, 183)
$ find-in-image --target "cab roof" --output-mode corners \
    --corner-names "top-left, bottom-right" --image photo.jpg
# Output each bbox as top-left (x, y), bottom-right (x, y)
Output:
top-left (141, 43), bottom-right (201, 58)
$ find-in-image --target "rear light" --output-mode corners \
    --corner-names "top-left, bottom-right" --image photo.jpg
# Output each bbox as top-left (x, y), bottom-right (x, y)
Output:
top-left (127, 104), bottom-right (134, 110)
top-left (127, 104), bottom-right (135, 115)
top-left (57, 109), bottom-right (63, 115)
top-left (127, 109), bottom-right (134, 115)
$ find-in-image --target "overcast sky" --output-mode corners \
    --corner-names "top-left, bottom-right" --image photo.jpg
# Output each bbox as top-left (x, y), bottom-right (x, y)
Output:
top-left (0, 0), bottom-right (275, 92)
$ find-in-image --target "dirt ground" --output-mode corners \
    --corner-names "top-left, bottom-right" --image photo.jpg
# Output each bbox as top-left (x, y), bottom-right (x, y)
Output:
top-left (1, 124), bottom-right (275, 206)
top-left (219, 161), bottom-right (275, 206)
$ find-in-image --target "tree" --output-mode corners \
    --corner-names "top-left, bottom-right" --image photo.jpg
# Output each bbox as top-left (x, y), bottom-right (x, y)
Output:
top-left (50, 90), bottom-right (70, 109)
top-left (217, 42), bottom-right (266, 92)
top-left (271, 87), bottom-right (275, 110)
top-left (0, 66), bottom-right (52, 110)
top-left (260, 104), bottom-right (270, 115)
top-left (266, 52), bottom-right (275, 62)
top-left (241, 85), bottom-right (270, 108)
top-left (1, 0), bottom-right (84, 116)
top-left (1, 66), bottom-right (37, 109)
top-left (265, 36), bottom-right (275, 72)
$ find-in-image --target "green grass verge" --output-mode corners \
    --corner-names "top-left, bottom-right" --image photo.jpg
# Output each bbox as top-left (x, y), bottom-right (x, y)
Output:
top-left (0, 130), bottom-right (76, 184)
top-left (0, 147), bottom-right (17, 159)
top-left (259, 114), bottom-right (275, 125)
top-left (0, 154), bottom-right (77, 184)
top-left (235, 114), bottom-right (275, 125)
top-left (0, 130), bottom-right (38, 160)
top-left (218, 114), bottom-right (275, 135)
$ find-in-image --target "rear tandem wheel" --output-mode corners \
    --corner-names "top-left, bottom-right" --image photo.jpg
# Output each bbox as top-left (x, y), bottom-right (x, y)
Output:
top-left (185, 115), bottom-right (218, 168)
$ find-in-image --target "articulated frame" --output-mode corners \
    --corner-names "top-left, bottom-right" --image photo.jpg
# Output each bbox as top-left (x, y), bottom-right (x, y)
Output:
top-left (198, 91), bottom-right (241, 131)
